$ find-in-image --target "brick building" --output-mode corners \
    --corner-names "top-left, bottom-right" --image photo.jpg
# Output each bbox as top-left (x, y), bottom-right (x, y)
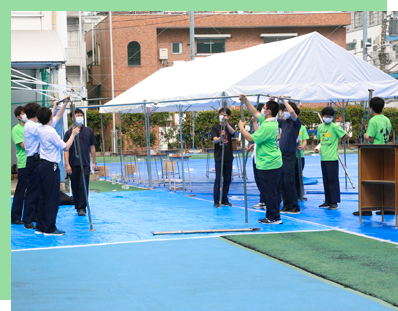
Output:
top-left (85, 11), bottom-right (351, 150)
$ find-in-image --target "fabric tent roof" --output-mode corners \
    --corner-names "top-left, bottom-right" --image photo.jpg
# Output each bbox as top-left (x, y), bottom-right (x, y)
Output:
top-left (100, 32), bottom-right (398, 114)
top-left (11, 30), bottom-right (66, 68)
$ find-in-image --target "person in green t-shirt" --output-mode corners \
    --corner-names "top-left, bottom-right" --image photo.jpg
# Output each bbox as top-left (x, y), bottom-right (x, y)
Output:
top-left (11, 106), bottom-right (28, 225)
top-left (295, 121), bottom-right (309, 198)
top-left (314, 107), bottom-right (349, 210)
top-left (354, 96), bottom-right (393, 217)
top-left (239, 94), bottom-right (283, 224)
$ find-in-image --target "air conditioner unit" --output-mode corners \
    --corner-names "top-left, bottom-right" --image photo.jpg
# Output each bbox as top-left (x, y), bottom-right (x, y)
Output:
top-left (159, 48), bottom-right (168, 60)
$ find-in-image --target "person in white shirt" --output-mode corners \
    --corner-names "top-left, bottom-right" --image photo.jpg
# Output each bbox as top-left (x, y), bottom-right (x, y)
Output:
top-left (22, 98), bottom-right (68, 230)
top-left (36, 106), bottom-right (80, 236)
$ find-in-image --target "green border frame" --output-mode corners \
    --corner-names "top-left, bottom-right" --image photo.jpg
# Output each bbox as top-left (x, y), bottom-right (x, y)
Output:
top-left (5, 1), bottom-right (389, 303)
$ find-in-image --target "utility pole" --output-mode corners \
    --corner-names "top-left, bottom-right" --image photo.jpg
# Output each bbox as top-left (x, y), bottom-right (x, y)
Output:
top-left (109, 11), bottom-right (116, 153)
top-left (189, 11), bottom-right (195, 150)
top-left (363, 11), bottom-right (368, 62)
top-left (380, 11), bottom-right (389, 72)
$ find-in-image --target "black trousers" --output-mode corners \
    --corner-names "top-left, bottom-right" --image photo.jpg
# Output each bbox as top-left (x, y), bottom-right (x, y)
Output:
top-left (321, 161), bottom-right (341, 203)
top-left (23, 156), bottom-right (40, 224)
top-left (37, 160), bottom-right (60, 233)
top-left (279, 152), bottom-right (299, 209)
top-left (11, 168), bottom-right (28, 221)
top-left (213, 160), bottom-right (233, 204)
top-left (252, 160), bottom-right (266, 204)
top-left (70, 166), bottom-right (90, 211)
top-left (295, 157), bottom-right (305, 197)
top-left (258, 167), bottom-right (282, 221)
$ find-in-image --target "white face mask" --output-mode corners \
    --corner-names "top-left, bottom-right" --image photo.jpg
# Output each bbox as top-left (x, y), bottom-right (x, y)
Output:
top-left (21, 114), bottom-right (28, 123)
top-left (323, 116), bottom-right (333, 124)
top-left (284, 112), bottom-right (291, 119)
top-left (219, 115), bottom-right (225, 122)
top-left (76, 116), bottom-right (84, 125)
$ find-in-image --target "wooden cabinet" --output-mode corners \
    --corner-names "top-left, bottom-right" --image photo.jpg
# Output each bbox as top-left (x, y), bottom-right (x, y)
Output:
top-left (357, 144), bottom-right (398, 227)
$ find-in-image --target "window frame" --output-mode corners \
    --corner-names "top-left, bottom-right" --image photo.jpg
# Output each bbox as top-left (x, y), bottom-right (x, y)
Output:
top-left (127, 41), bottom-right (141, 67)
top-left (171, 42), bottom-right (183, 54)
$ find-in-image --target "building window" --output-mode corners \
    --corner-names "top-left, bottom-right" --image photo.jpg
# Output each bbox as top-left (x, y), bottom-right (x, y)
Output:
top-left (128, 41), bottom-right (141, 66)
top-left (196, 38), bottom-right (225, 54)
top-left (354, 11), bottom-right (363, 29)
top-left (172, 42), bottom-right (182, 54)
top-left (263, 36), bottom-right (294, 44)
top-left (261, 33), bottom-right (297, 44)
top-left (361, 38), bottom-right (371, 48)
top-left (346, 42), bottom-right (356, 50)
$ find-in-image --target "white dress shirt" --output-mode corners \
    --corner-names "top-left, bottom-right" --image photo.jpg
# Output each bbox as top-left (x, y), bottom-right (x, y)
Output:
top-left (38, 124), bottom-right (66, 163)
top-left (24, 118), bottom-right (58, 157)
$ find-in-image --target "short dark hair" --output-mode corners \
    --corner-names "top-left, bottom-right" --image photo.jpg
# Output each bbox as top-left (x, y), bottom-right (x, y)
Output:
top-left (14, 106), bottom-right (24, 118)
top-left (322, 107), bottom-right (335, 117)
top-left (218, 107), bottom-right (231, 116)
top-left (37, 107), bottom-right (52, 125)
top-left (288, 101), bottom-right (300, 116)
top-left (24, 102), bottom-right (41, 119)
top-left (369, 97), bottom-right (385, 114)
top-left (72, 109), bottom-right (84, 117)
top-left (266, 101), bottom-right (279, 117)
top-left (257, 103), bottom-right (265, 112)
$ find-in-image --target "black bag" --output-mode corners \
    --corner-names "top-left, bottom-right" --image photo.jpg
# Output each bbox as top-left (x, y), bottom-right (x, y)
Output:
top-left (60, 192), bottom-right (74, 206)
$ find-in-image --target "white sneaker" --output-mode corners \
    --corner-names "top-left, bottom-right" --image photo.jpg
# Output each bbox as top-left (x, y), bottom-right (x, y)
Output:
top-left (253, 203), bottom-right (266, 209)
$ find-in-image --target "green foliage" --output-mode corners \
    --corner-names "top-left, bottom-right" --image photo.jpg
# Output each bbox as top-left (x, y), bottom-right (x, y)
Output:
top-left (381, 107), bottom-right (398, 142)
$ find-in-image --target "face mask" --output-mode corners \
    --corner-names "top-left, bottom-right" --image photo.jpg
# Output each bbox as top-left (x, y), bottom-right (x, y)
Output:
top-left (284, 112), bottom-right (290, 119)
top-left (219, 116), bottom-right (225, 122)
top-left (323, 117), bottom-right (333, 124)
top-left (260, 108), bottom-right (265, 118)
top-left (21, 114), bottom-right (28, 123)
top-left (76, 117), bottom-right (84, 125)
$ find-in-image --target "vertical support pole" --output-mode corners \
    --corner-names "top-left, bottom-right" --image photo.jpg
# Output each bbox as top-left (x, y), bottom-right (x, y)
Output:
top-left (360, 101), bottom-right (367, 144)
top-left (144, 105), bottom-right (153, 188)
top-left (100, 113), bottom-right (107, 181)
top-left (119, 112), bottom-right (124, 183)
top-left (192, 111), bottom-right (195, 150)
top-left (189, 11), bottom-right (195, 61)
top-left (78, 11), bottom-right (83, 92)
top-left (245, 95), bottom-right (260, 164)
top-left (178, 105), bottom-right (186, 195)
top-left (240, 98), bottom-right (248, 224)
top-left (109, 11), bottom-right (116, 153)
top-left (219, 95), bottom-right (227, 205)
top-left (342, 101), bottom-right (347, 188)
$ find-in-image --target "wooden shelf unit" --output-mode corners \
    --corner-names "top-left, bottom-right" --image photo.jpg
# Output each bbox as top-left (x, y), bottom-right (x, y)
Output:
top-left (357, 144), bottom-right (398, 227)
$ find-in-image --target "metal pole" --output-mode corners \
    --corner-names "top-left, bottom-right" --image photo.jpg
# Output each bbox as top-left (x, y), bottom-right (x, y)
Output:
top-left (109, 11), bottom-right (116, 153)
top-left (144, 105), bottom-right (153, 188)
top-left (92, 23), bottom-right (95, 64)
top-left (380, 11), bottom-right (387, 72)
top-left (178, 105), bottom-right (186, 195)
top-left (189, 11), bottom-right (195, 61)
top-left (192, 112), bottom-right (195, 150)
top-left (363, 11), bottom-right (368, 62)
top-left (240, 98), bottom-right (248, 224)
top-left (78, 12), bottom-right (83, 94)
top-left (245, 95), bottom-right (260, 164)
top-left (342, 101), bottom-right (347, 188)
top-left (100, 114), bottom-right (107, 181)
top-left (119, 112), bottom-right (124, 183)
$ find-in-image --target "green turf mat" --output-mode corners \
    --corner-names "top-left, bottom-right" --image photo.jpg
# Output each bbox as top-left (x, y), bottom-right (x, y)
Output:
top-left (223, 230), bottom-right (398, 306)
top-left (89, 180), bottom-right (146, 193)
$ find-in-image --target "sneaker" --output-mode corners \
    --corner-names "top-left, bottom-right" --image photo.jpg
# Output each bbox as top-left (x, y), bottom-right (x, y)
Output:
top-left (253, 203), bottom-right (266, 209)
top-left (258, 218), bottom-right (283, 224)
top-left (24, 223), bottom-right (36, 230)
top-left (353, 211), bottom-right (372, 216)
top-left (222, 202), bottom-right (233, 206)
top-left (376, 211), bottom-right (395, 215)
top-left (328, 204), bottom-right (339, 210)
top-left (319, 202), bottom-right (331, 208)
top-left (44, 229), bottom-right (66, 236)
top-left (35, 230), bottom-right (44, 235)
top-left (11, 219), bottom-right (24, 225)
top-left (213, 203), bottom-right (221, 208)
top-left (280, 206), bottom-right (292, 214)
top-left (286, 207), bottom-right (301, 214)
top-left (78, 209), bottom-right (86, 216)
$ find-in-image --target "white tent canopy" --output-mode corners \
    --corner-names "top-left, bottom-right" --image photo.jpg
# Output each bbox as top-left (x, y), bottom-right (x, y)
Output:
top-left (100, 31), bottom-right (398, 114)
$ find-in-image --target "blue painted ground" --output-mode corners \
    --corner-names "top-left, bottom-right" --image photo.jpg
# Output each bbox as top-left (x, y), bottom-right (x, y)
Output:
top-left (12, 238), bottom-right (394, 311)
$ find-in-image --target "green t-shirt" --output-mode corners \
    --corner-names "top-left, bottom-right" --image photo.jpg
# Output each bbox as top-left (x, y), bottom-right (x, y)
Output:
top-left (366, 114), bottom-right (392, 144)
top-left (11, 124), bottom-right (27, 169)
top-left (297, 125), bottom-right (309, 158)
top-left (251, 115), bottom-right (282, 170)
top-left (317, 122), bottom-right (346, 161)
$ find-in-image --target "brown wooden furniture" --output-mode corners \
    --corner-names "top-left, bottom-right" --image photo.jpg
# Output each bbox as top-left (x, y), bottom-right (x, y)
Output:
top-left (357, 144), bottom-right (398, 227)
